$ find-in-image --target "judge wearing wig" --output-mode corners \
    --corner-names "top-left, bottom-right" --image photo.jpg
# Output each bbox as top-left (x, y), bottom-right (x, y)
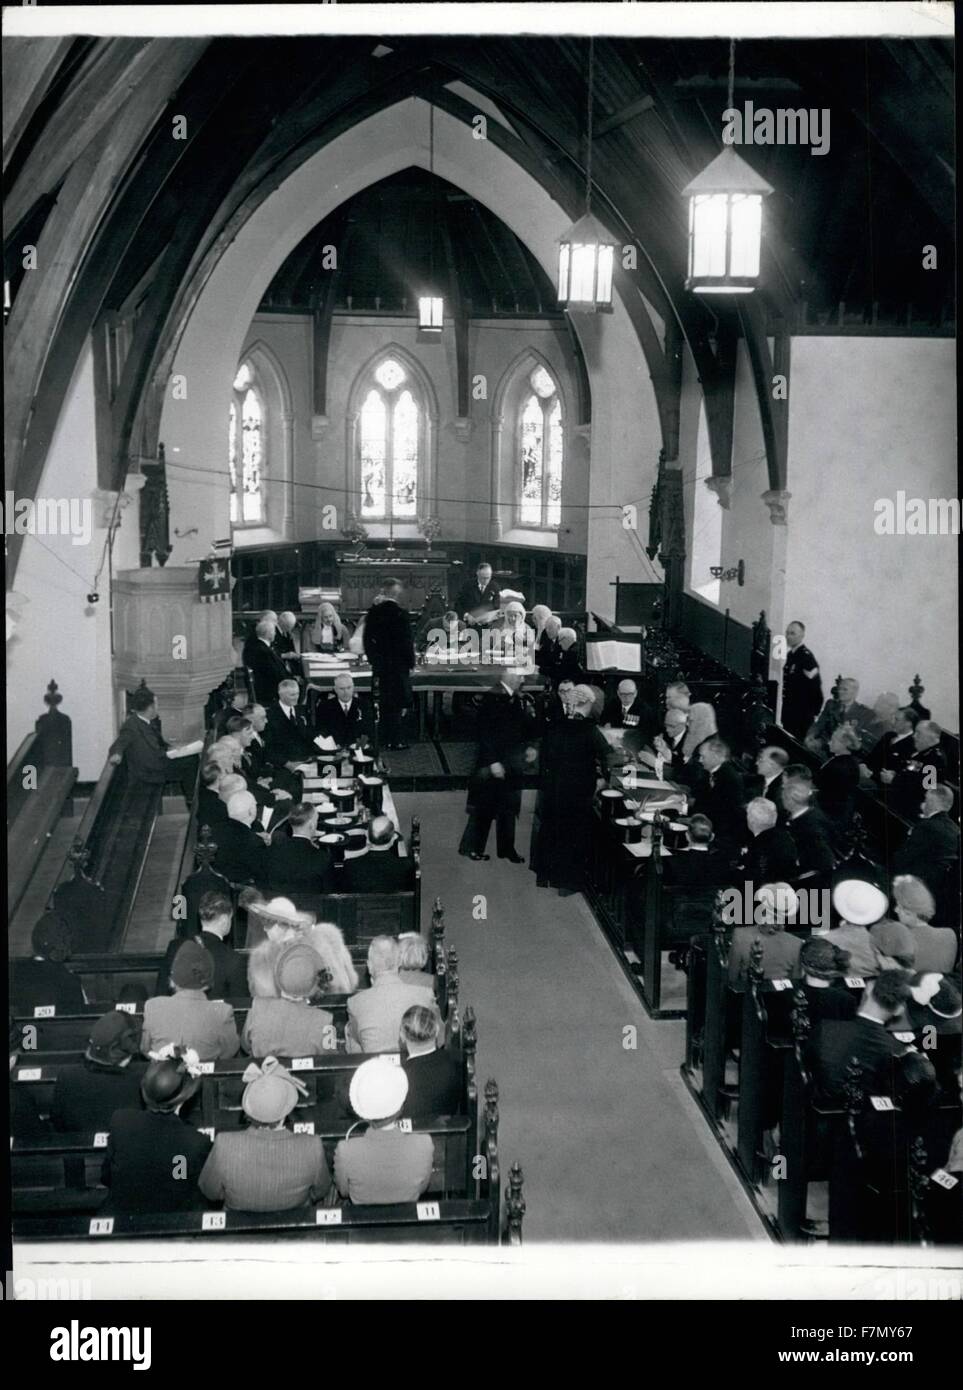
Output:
top-left (305, 601), bottom-right (349, 653)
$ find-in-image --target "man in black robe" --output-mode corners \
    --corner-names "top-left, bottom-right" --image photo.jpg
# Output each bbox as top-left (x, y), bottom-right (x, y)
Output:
top-left (363, 579), bottom-right (415, 749)
top-left (531, 684), bottom-right (610, 896)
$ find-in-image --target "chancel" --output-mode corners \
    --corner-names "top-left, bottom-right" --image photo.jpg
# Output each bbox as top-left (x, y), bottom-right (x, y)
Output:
top-left (5, 3), bottom-right (960, 1303)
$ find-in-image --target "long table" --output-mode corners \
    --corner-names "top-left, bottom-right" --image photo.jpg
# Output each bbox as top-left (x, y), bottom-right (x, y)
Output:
top-left (301, 657), bottom-right (546, 738)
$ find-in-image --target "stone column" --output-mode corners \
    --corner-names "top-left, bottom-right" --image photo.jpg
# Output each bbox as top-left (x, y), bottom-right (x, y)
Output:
top-left (112, 567), bottom-right (235, 743)
top-left (761, 490), bottom-right (791, 701)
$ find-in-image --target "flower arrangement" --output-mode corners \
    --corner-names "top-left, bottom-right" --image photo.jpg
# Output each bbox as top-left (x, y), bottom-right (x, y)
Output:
top-left (418, 514), bottom-right (442, 548)
top-left (341, 514), bottom-right (369, 550)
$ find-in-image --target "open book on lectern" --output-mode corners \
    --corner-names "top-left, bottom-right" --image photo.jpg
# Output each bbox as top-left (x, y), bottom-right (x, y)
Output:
top-left (585, 633), bottom-right (642, 673)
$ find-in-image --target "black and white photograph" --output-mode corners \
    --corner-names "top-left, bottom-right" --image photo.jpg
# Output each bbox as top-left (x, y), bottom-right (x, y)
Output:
top-left (3, 0), bottom-right (960, 1323)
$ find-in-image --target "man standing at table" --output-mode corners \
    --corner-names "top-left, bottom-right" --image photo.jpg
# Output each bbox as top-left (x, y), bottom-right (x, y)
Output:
top-left (363, 578), bottom-right (415, 750)
top-left (455, 561), bottom-right (501, 627)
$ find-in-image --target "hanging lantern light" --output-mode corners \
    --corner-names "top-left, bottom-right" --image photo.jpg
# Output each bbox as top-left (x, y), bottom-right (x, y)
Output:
top-left (418, 295), bottom-right (444, 331)
top-left (557, 38), bottom-right (616, 311)
top-left (418, 105), bottom-right (444, 333)
top-left (683, 40), bottom-right (773, 295)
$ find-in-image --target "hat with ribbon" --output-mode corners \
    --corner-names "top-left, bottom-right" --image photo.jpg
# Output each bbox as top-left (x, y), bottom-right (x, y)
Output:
top-left (241, 1056), bottom-right (308, 1124)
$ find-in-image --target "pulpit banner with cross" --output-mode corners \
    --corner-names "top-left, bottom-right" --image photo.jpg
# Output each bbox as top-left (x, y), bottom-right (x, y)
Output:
top-left (198, 558), bottom-right (231, 602)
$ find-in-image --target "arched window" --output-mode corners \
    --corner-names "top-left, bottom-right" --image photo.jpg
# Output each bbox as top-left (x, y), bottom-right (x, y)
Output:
top-left (518, 364), bottom-right (563, 527)
top-left (229, 361), bottom-right (264, 525)
top-left (358, 356), bottom-right (421, 520)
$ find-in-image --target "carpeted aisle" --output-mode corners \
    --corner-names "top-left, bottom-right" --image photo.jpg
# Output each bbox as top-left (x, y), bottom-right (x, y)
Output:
top-left (394, 789), bottom-right (765, 1244)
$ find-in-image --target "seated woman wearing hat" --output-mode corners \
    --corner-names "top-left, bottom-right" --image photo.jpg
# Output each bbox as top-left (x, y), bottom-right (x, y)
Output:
top-left (10, 912), bottom-right (87, 1015)
top-left (798, 938), bottom-right (858, 1021)
top-left (199, 1057), bottom-right (332, 1212)
top-left (101, 1050), bottom-right (212, 1214)
top-left (245, 898), bottom-right (314, 997)
top-left (827, 878), bottom-right (890, 979)
top-left (51, 1010), bottom-right (147, 1133)
top-left (334, 1057), bottom-right (434, 1205)
top-left (141, 940), bottom-right (240, 1061)
top-left (241, 943), bottom-right (336, 1058)
top-left (727, 884), bottom-right (803, 990)
top-left (891, 875), bottom-right (959, 974)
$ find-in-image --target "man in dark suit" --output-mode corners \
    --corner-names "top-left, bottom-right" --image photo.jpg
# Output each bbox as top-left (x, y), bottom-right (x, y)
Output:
top-left (782, 766), bottom-right (836, 877)
top-left (459, 671), bottom-right (537, 862)
top-left (749, 746), bottom-right (790, 822)
top-left (363, 578), bottom-right (416, 749)
top-left (108, 686), bottom-right (202, 802)
top-left (341, 815), bottom-right (412, 893)
top-left (51, 1011), bottom-right (147, 1132)
top-left (601, 679), bottom-right (658, 743)
top-left (265, 802), bottom-right (332, 901)
top-left (155, 892), bottom-right (247, 999)
top-left (661, 814), bottom-right (733, 886)
top-left (652, 708), bottom-right (689, 777)
top-left (316, 672), bottom-right (374, 749)
top-left (810, 971), bottom-right (913, 1103)
top-left (894, 784), bottom-right (960, 899)
top-left (264, 680), bottom-right (318, 774)
top-left (454, 561), bottom-right (501, 626)
top-left (244, 702), bottom-right (300, 800)
top-left (10, 913), bottom-right (87, 1015)
top-left (887, 720), bottom-right (950, 820)
top-left (741, 797), bottom-right (799, 884)
top-left (247, 618), bottom-right (292, 706)
top-left (242, 611), bottom-right (278, 668)
top-left (400, 1004), bottom-right (462, 1119)
top-left (687, 737), bottom-right (746, 853)
top-left (864, 705), bottom-right (920, 785)
top-left (213, 791), bottom-right (270, 888)
top-left (197, 763), bottom-right (230, 829)
top-left (274, 611), bottom-right (303, 661)
top-left (780, 621), bottom-right (823, 741)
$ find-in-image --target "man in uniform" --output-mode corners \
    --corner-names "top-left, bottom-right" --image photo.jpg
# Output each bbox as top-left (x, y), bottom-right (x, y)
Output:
top-left (459, 670), bottom-right (537, 862)
top-left (780, 620), bottom-right (823, 741)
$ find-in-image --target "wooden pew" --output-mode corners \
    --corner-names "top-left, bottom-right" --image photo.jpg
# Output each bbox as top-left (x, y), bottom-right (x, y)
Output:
top-left (13, 1002), bottom-right (477, 1129)
top-left (7, 680), bottom-right (77, 917)
top-left (733, 943), bottom-right (796, 1191)
top-left (12, 1097), bottom-right (524, 1247)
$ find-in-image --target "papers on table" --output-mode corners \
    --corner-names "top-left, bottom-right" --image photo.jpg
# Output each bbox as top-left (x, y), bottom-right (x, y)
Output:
top-left (585, 636), bottom-right (642, 673)
top-left (314, 734), bottom-right (338, 752)
top-left (624, 841), bottom-right (673, 858)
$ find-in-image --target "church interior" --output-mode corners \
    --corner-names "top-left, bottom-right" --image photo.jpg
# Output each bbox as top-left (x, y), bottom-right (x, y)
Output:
top-left (4, 7), bottom-right (960, 1299)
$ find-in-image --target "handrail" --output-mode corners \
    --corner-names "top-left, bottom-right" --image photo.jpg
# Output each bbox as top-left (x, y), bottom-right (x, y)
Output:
top-left (7, 730), bottom-right (39, 786)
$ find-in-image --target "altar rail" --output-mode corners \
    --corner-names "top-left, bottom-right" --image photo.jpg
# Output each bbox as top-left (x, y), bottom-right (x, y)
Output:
top-left (231, 538), bottom-right (586, 617)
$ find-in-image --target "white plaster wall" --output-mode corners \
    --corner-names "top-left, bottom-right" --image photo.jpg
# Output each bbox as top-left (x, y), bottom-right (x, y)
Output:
top-left (785, 337), bottom-right (958, 731)
top-left (6, 342), bottom-right (141, 779)
top-left (158, 98), bottom-right (660, 616)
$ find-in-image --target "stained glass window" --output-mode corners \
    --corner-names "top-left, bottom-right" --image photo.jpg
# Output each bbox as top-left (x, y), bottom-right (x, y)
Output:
top-left (228, 401), bottom-right (238, 524)
top-left (358, 358), bottom-right (420, 519)
top-left (360, 389), bottom-right (387, 518)
top-left (228, 362), bottom-right (264, 526)
top-left (518, 366), bottom-right (563, 527)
